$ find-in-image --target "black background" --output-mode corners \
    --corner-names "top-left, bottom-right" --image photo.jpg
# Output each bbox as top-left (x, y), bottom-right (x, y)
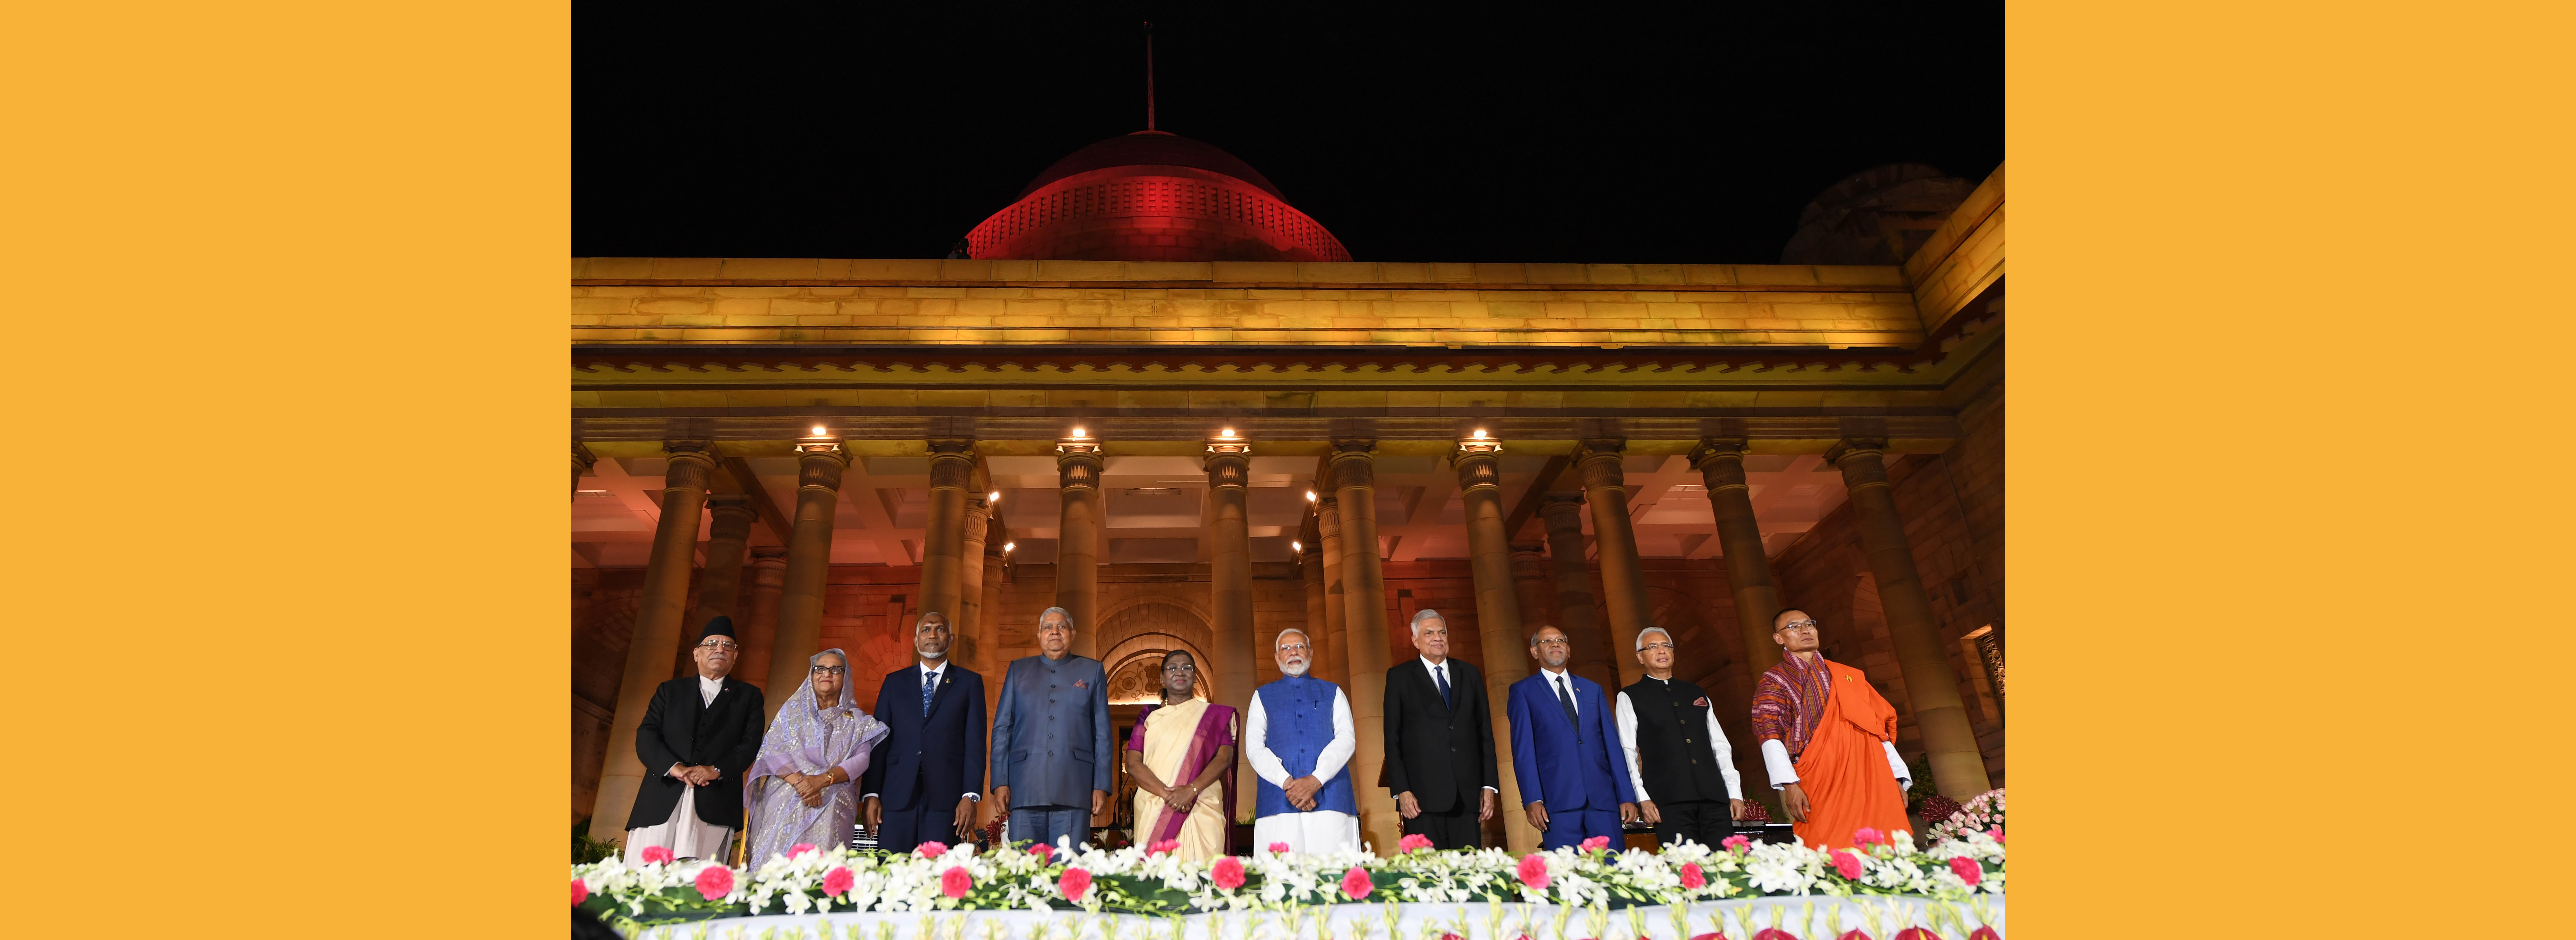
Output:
top-left (575, 3), bottom-right (2000, 263)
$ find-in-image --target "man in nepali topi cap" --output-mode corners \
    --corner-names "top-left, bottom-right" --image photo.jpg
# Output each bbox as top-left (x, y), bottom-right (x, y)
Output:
top-left (622, 615), bottom-right (767, 864)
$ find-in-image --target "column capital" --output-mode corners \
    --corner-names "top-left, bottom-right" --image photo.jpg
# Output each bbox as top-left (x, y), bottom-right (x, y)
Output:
top-left (1538, 491), bottom-right (1588, 526)
top-left (927, 438), bottom-right (977, 490)
top-left (662, 441), bottom-right (720, 490)
top-left (1508, 540), bottom-right (1547, 561)
top-left (706, 492), bottom-right (758, 522)
top-left (1690, 438), bottom-right (1752, 491)
top-left (1574, 437), bottom-right (1626, 490)
top-left (750, 547), bottom-right (790, 567)
top-left (1204, 441), bottom-right (1252, 488)
top-left (967, 495), bottom-right (991, 515)
top-left (1328, 439), bottom-right (1377, 489)
top-left (573, 440), bottom-right (599, 472)
top-left (1451, 441), bottom-right (1504, 491)
top-left (1825, 437), bottom-right (1892, 490)
top-left (1055, 440), bottom-right (1104, 489)
top-left (792, 439), bottom-right (848, 491)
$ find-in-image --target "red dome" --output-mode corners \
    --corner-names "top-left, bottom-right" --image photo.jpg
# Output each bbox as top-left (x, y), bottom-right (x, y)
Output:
top-left (966, 131), bottom-right (1351, 262)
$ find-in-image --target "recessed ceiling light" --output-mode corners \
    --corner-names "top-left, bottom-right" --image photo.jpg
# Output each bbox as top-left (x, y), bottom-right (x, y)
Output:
top-left (811, 426), bottom-right (826, 436)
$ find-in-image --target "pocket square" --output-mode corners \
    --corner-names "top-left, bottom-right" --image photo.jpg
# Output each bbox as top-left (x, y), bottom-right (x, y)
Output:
top-left (1074, 679), bottom-right (1089, 689)
top-left (1692, 696), bottom-right (1710, 707)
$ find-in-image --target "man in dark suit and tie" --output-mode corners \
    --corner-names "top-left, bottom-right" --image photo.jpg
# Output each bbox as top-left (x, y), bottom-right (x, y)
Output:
top-left (623, 616), bottom-right (767, 863)
top-left (861, 611), bottom-right (987, 852)
top-left (989, 606), bottom-right (1112, 850)
top-left (1381, 608), bottom-right (1499, 849)
top-left (1507, 624), bottom-right (1638, 849)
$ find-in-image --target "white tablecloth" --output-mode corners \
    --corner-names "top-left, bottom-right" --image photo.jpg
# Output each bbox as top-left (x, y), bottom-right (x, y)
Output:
top-left (623, 898), bottom-right (2005, 940)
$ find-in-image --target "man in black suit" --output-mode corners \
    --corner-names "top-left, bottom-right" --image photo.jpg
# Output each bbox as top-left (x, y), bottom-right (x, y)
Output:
top-left (623, 616), bottom-right (767, 863)
top-left (861, 611), bottom-right (988, 851)
top-left (1382, 608), bottom-right (1500, 849)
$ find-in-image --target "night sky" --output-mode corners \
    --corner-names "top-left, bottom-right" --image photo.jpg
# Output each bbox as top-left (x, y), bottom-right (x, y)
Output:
top-left (575, 3), bottom-right (2001, 264)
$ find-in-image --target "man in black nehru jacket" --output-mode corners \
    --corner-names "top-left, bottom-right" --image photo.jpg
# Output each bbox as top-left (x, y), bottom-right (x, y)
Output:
top-left (622, 616), bottom-right (766, 863)
top-left (1613, 626), bottom-right (1746, 848)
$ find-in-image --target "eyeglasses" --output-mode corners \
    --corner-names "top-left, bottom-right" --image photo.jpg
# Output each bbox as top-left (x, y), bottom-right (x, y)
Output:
top-left (810, 665), bottom-right (846, 675)
top-left (1778, 619), bottom-right (1820, 631)
top-left (1162, 662), bottom-right (1196, 673)
top-left (1641, 641), bottom-right (1675, 652)
top-left (698, 641), bottom-right (740, 651)
top-left (1277, 643), bottom-right (1310, 654)
top-left (1533, 637), bottom-right (1570, 647)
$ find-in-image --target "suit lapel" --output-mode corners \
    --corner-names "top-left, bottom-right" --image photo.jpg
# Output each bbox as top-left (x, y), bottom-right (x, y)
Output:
top-left (924, 667), bottom-right (955, 723)
top-left (1421, 660), bottom-right (1452, 716)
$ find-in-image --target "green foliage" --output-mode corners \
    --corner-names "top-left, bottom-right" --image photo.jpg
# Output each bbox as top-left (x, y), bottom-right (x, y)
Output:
top-left (573, 819), bottom-right (622, 865)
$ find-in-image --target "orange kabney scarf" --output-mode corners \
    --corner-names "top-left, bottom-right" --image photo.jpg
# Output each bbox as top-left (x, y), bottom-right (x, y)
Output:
top-left (1778, 657), bottom-right (1912, 851)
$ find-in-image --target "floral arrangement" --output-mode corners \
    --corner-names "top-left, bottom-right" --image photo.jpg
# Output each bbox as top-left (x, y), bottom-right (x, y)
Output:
top-left (575, 829), bottom-right (2002, 931)
top-left (1923, 788), bottom-right (2003, 844)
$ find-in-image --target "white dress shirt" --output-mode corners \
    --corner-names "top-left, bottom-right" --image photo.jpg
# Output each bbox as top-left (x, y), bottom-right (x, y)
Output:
top-left (696, 674), bottom-right (723, 707)
top-left (1760, 738), bottom-right (1912, 791)
top-left (1613, 678), bottom-right (1744, 801)
top-left (1540, 667), bottom-right (1577, 715)
top-left (1418, 656), bottom-right (1498, 794)
top-left (1244, 684), bottom-right (1357, 787)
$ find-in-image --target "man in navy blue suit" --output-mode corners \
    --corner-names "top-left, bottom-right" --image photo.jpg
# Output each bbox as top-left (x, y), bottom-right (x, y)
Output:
top-left (860, 611), bottom-right (986, 852)
top-left (1507, 624), bottom-right (1638, 850)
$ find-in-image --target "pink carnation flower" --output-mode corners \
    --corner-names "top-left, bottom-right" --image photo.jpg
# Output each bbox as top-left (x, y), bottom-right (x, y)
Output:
top-left (1949, 856), bottom-right (1983, 887)
top-left (940, 866), bottom-right (973, 899)
top-left (789, 842), bottom-right (818, 859)
top-left (1988, 826), bottom-right (2005, 845)
top-left (570, 879), bottom-right (588, 906)
top-left (639, 845), bottom-right (674, 865)
top-left (1970, 928), bottom-right (2002, 940)
top-left (1399, 833), bottom-right (1434, 852)
top-left (1149, 839), bottom-right (1180, 856)
top-left (822, 866), bottom-right (854, 897)
top-left (1579, 835), bottom-right (1611, 852)
top-left (1211, 855), bottom-right (1246, 889)
top-left (1895, 928), bottom-right (1940, 940)
top-left (1516, 853), bottom-right (1550, 889)
top-left (1679, 862), bottom-right (1705, 890)
top-left (1030, 844), bottom-right (1056, 858)
top-left (1852, 827), bottom-right (1882, 846)
top-left (917, 841), bottom-right (949, 859)
top-left (1339, 866), bottom-right (1373, 900)
top-left (1721, 834), bottom-right (1751, 852)
top-left (694, 865), bottom-right (735, 900)
top-left (1267, 842), bottom-right (1292, 854)
top-left (1830, 850), bottom-right (1864, 880)
top-left (1058, 867), bottom-right (1093, 902)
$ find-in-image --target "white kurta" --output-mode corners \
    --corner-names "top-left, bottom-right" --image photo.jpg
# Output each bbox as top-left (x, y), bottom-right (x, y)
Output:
top-left (1612, 681), bottom-right (1746, 802)
top-left (1243, 683), bottom-right (1360, 854)
top-left (625, 675), bottom-right (737, 863)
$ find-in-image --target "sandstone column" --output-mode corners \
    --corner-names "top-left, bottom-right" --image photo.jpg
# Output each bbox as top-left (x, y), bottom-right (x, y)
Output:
top-left (572, 440), bottom-right (597, 502)
top-left (766, 438), bottom-right (848, 722)
top-left (1691, 439), bottom-right (1786, 676)
top-left (1509, 542), bottom-right (1554, 640)
top-left (1206, 437), bottom-right (1258, 833)
top-left (1827, 437), bottom-right (1993, 797)
top-left (957, 493), bottom-right (993, 675)
top-left (1297, 511), bottom-right (1329, 682)
top-left (587, 441), bottom-right (718, 843)
top-left (1054, 438), bottom-right (1104, 659)
top-left (736, 548), bottom-right (787, 695)
top-left (1317, 495), bottom-right (1350, 687)
top-left (1538, 493), bottom-right (1612, 690)
top-left (920, 438), bottom-right (977, 626)
top-left (1577, 439), bottom-right (1652, 687)
top-left (1453, 439), bottom-right (1541, 852)
top-left (1330, 440), bottom-right (1401, 854)
top-left (689, 494), bottom-right (757, 629)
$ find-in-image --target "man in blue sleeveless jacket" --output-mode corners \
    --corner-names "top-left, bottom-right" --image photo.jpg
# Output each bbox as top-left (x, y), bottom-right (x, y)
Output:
top-left (1243, 627), bottom-right (1360, 854)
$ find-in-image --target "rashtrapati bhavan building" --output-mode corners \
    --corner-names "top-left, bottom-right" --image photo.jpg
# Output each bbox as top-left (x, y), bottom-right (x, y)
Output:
top-left (572, 129), bottom-right (2005, 856)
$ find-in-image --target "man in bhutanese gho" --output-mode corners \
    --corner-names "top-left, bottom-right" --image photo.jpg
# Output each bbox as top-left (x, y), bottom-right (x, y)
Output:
top-left (1614, 625), bottom-right (1745, 848)
top-left (623, 615), bottom-right (766, 863)
top-left (1750, 608), bottom-right (1913, 851)
top-left (1244, 628), bottom-right (1361, 854)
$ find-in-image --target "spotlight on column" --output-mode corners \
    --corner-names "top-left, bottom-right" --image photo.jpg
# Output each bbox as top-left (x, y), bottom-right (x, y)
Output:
top-left (988, 490), bottom-right (1000, 502)
top-left (1292, 540), bottom-right (1302, 551)
top-left (1472, 429), bottom-right (1488, 439)
top-left (1305, 490), bottom-right (1317, 502)
top-left (811, 425), bottom-right (827, 436)
top-left (1070, 427), bottom-right (1086, 438)
top-left (1003, 542), bottom-right (1015, 552)
top-left (1220, 427), bottom-right (1236, 438)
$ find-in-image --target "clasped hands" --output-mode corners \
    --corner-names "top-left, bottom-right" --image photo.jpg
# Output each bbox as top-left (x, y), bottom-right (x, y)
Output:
top-left (668, 764), bottom-right (722, 788)
top-left (782, 771), bottom-right (835, 808)
top-left (1282, 775), bottom-right (1324, 811)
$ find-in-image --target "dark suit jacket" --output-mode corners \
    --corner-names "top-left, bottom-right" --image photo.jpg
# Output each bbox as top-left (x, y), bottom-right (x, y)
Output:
top-left (1381, 657), bottom-right (1500, 813)
top-left (859, 663), bottom-right (987, 812)
top-left (1507, 670), bottom-right (1636, 811)
top-left (626, 674), bottom-right (766, 830)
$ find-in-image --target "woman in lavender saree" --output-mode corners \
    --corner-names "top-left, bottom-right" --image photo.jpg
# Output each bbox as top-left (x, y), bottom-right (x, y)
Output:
top-left (743, 649), bottom-right (889, 865)
top-left (1122, 650), bottom-right (1237, 860)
